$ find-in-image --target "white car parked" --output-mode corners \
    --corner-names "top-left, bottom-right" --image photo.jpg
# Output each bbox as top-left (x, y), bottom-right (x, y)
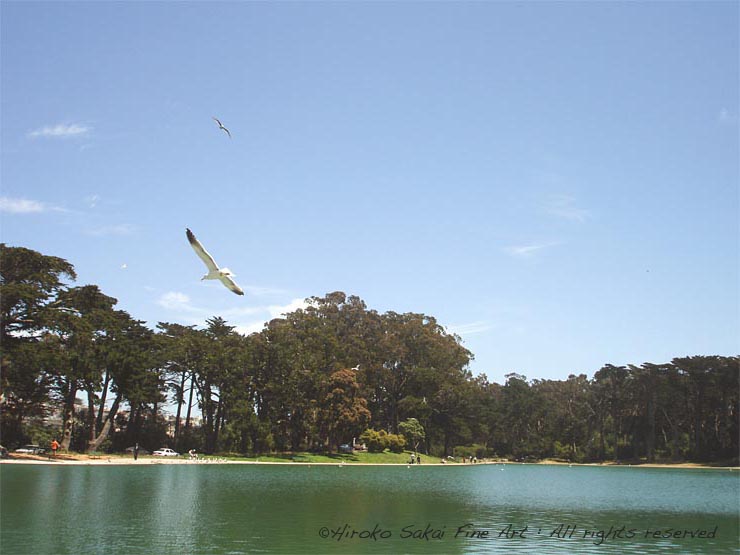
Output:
top-left (15, 444), bottom-right (46, 455)
top-left (152, 448), bottom-right (179, 457)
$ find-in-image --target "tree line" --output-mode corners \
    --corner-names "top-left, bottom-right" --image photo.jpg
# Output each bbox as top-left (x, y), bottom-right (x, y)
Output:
top-left (1, 244), bottom-right (737, 463)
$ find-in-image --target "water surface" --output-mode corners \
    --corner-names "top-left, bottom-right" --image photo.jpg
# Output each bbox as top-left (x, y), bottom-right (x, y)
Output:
top-left (1, 463), bottom-right (737, 554)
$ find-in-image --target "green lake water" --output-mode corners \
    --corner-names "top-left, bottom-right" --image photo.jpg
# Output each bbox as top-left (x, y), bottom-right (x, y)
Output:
top-left (1, 463), bottom-right (738, 554)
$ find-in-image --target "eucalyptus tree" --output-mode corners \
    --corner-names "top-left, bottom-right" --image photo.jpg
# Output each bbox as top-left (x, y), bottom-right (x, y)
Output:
top-left (256, 294), bottom-right (364, 451)
top-left (0, 244), bottom-right (76, 444)
top-left (656, 362), bottom-right (689, 460)
top-left (534, 374), bottom-right (594, 461)
top-left (244, 327), bottom-right (281, 451)
top-left (401, 316), bottom-right (473, 451)
top-left (627, 363), bottom-right (668, 462)
top-left (317, 368), bottom-right (371, 451)
top-left (566, 373), bottom-right (597, 460)
top-left (398, 417), bottom-right (425, 453)
top-left (307, 292), bottom-right (384, 372)
top-left (429, 382), bottom-right (475, 456)
top-left (217, 329), bottom-right (262, 453)
top-left (497, 373), bottom-right (538, 458)
top-left (43, 285), bottom-right (119, 450)
top-left (157, 322), bottom-right (208, 444)
top-left (254, 317), bottom-right (302, 450)
top-left (0, 244), bottom-right (76, 347)
top-left (710, 356), bottom-right (739, 459)
top-left (672, 355), bottom-right (739, 460)
top-left (253, 293), bottom-right (474, 453)
top-left (369, 311), bottom-right (472, 436)
top-left (0, 338), bottom-right (58, 444)
top-left (592, 364), bottom-right (630, 460)
top-left (88, 310), bottom-right (161, 452)
top-left (671, 356), bottom-right (712, 459)
top-left (195, 316), bottom-right (247, 453)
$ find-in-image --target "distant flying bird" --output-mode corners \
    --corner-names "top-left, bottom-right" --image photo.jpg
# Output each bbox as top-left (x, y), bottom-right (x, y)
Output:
top-left (351, 365), bottom-right (360, 371)
top-left (186, 228), bottom-right (244, 295)
top-left (212, 117), bottom-right (231, 138)
top-left (120, 263), bottom-right (128, 270)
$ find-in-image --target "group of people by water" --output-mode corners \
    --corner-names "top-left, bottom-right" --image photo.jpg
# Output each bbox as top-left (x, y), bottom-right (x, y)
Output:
top-left (440, 455), bottom-right (480, 464)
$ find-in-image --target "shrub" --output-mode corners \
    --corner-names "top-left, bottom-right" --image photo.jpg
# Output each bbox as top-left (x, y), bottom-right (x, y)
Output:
top-left (386, 433), bottom-right (406, 453)
top-left (360, 429), bottom-right (386, 453)
top-left (359, 428), bottom-right (407, 453)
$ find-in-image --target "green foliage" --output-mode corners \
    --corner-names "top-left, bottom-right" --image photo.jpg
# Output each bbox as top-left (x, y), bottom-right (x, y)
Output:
top-left (318, 369), bottom-right (371, 451)
top-left (386, 433), bottom-right (406, 453)
top-left (212, 450), bottom-right (418, 464)
top-left (2, 246), bottom-right (738, 465)
top-left (19, 421), bottom-right (59, 450)
top-left (0, 244), bottom-right (77, 446)
top-left (359, 429), bottom-right (386, 453)
top-left (453, 444), bottom-right (489, 459)
top-left (398, 418), bottom-right (425, 451)
top-left (359, 428), bottom-right (406, 453)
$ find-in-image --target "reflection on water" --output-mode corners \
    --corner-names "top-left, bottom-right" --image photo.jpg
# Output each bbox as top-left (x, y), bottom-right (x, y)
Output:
top-left (1, 463), bottom-right (738, 554)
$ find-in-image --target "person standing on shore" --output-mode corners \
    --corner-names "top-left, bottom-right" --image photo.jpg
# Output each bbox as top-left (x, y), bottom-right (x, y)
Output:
top-left (133, 443), bottom-right (139, 461)
top-left (50, 439), bottom-right (59, 458)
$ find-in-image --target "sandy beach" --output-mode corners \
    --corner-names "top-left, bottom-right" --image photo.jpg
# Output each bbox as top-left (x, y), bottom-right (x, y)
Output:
top-left (2, 453), bottom-right (736, 469)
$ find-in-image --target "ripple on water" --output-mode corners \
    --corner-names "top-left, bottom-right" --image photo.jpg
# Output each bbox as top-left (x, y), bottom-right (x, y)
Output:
top-left (0, 464), bottom-right (737, 554)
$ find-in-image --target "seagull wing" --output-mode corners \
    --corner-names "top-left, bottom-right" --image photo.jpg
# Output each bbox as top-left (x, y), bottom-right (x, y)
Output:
top-left (212, 117), bottom-right (231, 138)
top-left (186, 228), bottom-right (219, 273)
top-left (219, 274), bottom-right (244, 296)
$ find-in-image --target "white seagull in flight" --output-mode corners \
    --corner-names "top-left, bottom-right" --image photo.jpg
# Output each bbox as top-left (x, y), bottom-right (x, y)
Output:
top-left (186, 228), bottom-right (244, 295)
top-left (212, 117), bottom-right (231, 138)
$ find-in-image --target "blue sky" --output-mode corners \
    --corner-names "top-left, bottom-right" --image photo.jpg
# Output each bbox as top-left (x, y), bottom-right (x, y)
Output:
top-left (2, 2), bottom-right (737, 385)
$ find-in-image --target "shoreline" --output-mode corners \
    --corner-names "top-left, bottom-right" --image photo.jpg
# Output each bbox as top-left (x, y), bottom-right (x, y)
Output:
top-left (2, 453), bottom-right (736, 469)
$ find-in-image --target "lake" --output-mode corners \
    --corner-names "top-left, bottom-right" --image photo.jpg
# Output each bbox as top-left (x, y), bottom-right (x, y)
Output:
top-left (1, 463), bottom-right (738, 554)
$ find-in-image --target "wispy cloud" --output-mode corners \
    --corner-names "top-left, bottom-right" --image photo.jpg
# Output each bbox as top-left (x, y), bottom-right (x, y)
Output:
top-left (234, 297), bottom-right (312, 336)
top-left (0, 197), bottom-right (46, 214)
top-left (503, 242), bottom-right (559, 258)
top-left (267, 298), bottom-right (309, 319)
top-left (0, 196), bottom-right (65, 214)
top-left (28, 123), bottom-right (92, 139)
top-left (156, 292), bottom-right (309, 335)
top-left (86, 223), bottom-right (137, 237)
top-left (234, 322), bottom-right (269, 336)
top-left (447, 321), bottom-right (492, 336)
top-left (158, 292), bottom-right (194, 312)
top-left (543, 194), bottom-right (590, 222)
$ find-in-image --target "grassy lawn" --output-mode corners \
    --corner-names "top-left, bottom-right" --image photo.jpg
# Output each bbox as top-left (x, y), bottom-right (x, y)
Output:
top-left (205, 450), bottom-right (445, 464)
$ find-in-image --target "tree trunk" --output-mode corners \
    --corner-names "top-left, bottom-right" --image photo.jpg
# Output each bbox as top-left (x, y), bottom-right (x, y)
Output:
top-left (213, 393), bottom-right (224, 450)
top-left (86, 386), bottom-right (96, 449)
top-left (693, 389), bottom-right (704, 458)
top-left (88, 395), bottom-right (121, 452)
top-left (60, 382), bottom-right (77, 451)
top-left (174, 371), bottom-right (186, 441)
top-left (127, 405), bottom-right (141, 445)
top-left (184, 374), bottom-right (195, 429)
top-left (646, 389), bottom-right (656, 462)
top-left (614, 416), bottom-right (620, 461)
top-left (95, 370), bottom-right (110, 434)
